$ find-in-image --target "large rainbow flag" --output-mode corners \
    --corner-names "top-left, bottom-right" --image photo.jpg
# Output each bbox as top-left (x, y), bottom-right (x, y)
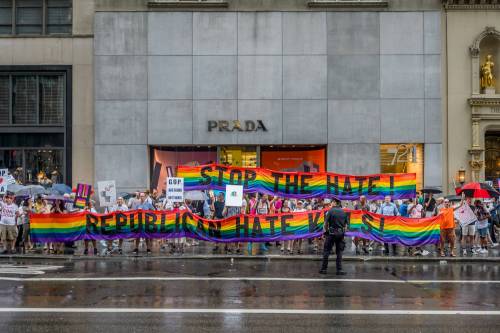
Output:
top-left (177, 164), bottom-right (416, 200)
top-left (30, 209), bottom-right (441, 246)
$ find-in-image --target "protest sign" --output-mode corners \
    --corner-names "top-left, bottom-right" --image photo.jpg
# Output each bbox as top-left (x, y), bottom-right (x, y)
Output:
top-left (166, 177), bottom-right (184, 203)
top-left (178, 164), bottom-right (416, 201)
top-left (225, 185), bottom-right (243, 207)
top-left (74, 183), bottom-right (92, 209)
top-left (0, 169), bottom-right (16, 194)
top-left (454, 203), bottom-right (477, 227)
top-left (97, 180), bottom-right (116, 207)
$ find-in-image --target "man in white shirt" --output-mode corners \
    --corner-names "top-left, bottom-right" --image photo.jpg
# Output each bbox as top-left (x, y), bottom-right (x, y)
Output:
top-left (106, 197), bottom-right (129, 255)
top-left (0, 194), bottom-right (20, 254)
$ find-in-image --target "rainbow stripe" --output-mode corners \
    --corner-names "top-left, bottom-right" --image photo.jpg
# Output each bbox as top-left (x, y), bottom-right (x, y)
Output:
top-left (30, 209), bottom-right (440, 246)
top-left (177, 164), bottom-right (416, 200)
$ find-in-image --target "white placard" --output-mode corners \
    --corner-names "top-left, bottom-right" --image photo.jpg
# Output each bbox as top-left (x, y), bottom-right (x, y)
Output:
top-left (454, 203), bottom-right (477, 227)
top-left (166, 177), bottom-right (184, 203)
top-left (0, 169), bottom-right (15, 194)
top-left (97, 180), bottom-right (117, 207)
top-left (225, 185), bottom-right (243, 207)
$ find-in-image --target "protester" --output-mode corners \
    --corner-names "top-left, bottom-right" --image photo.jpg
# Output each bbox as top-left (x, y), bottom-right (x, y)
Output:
top-left (133, 193), bottom-right (155, 255)
top-left (16, 197), bottom-right (33, 254)
top-left (458, 196), bottom-right (478, 256)
top-left (105, 196), bottom-right (129, 255)
top-left (424, 193), bottom-right (436, 218)
top-left (474, 199), bottom-right (491, 254)
top-left (83, 200), bottom-right (98, 256)
top-left (439, 199), bottom-right (457, 257)
top-left (319, 199), bottom-right (347, 275)
top-left (378, 195), bottom-right (399, 256)
top-left (353, 196), bottom-right (369, 255)
top-left (0, 194), bottom-right (20, 254)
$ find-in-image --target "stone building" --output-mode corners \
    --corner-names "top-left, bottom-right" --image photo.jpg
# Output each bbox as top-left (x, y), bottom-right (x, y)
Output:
top-left (93, 0), bottom-right (444, 194)
top-left (0, 0), bottom-right (94, 187)
top-left (443, 0), bottom-right (500, 191)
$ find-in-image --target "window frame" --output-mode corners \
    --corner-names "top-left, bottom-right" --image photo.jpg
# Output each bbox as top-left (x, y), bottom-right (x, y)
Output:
top-left (1, 71), bottom-right (66, 126)
top-left (0, 0), bottom-right (72, 36)
top-left (0, 65), bottom-right (72, 185)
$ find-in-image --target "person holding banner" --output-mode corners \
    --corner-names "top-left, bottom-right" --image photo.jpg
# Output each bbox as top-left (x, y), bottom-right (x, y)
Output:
top-left (105, 197), bottom-right (129, 255)
top-left (319, 199), bottom-right (347, 275)
top-left (133, 193), bottom-right (155, 256)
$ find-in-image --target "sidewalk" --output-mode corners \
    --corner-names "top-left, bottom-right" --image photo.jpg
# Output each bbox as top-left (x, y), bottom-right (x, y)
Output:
top-left (2, 239), bottom-right (499, 262)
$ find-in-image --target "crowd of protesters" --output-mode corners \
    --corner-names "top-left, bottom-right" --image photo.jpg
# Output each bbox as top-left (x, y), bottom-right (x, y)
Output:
top-left (0, 189), bottom-right (499, 257)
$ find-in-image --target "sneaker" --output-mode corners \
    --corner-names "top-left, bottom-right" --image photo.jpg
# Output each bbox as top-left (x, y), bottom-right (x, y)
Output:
top-left (336, 271), bottom-right (347, 276)
top-left (93, 248), bottom-right (98, 256)
top-left (146, 249), bottom-right (152, 256)
top-left (463, 249), bottom-right (467, 256)
top-left (118, 249), bottom-right (123, 255)
top-left (414, 250), bottom-right (422, 256)
top-left (83, 249), bottom-right (88, 256)
top-left (132, 248), bottom-right (139, 255)
top-left (491, 243), bottom-right (499, 248)
top-left (421, 249), bottom-right (430, 256)
top-left (319, 269), bottom-right (327, 274)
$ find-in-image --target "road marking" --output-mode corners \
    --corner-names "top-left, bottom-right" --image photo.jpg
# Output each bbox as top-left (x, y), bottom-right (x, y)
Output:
top-left (0, 265), bottom-right (64, 275)
top-left (0, 308), bottom-right (498, 315)
top-left (0, 276), bottom-right (498, 284)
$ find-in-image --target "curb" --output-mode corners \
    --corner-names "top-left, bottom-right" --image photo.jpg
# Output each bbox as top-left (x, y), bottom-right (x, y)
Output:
top-left (1, 254), bottom-right (499, 263)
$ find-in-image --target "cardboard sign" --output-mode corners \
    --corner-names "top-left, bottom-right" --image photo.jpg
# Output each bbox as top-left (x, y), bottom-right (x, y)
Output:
top-left (97, 180), bottom-right (117, 207)
top-left (454, 203), bottom-right (477, 227)
top-left (74, 183), bottom-right (92, 209)
top-left (166, 177), bottom-right (184, 203)
top-left (0, 169), bottom-right (16, 194)
top-left (225, 184), bottom-right (243, 207)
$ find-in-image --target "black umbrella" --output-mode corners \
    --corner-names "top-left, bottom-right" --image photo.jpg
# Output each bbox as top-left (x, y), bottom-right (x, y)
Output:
top-left (445, 195), bottom-right (462, 202)
top-left (421, 187), bottom-right (442, 194)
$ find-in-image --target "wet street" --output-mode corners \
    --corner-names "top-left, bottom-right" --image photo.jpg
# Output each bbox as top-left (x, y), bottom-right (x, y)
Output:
top-left (0, 258), bottom-right (499, 332)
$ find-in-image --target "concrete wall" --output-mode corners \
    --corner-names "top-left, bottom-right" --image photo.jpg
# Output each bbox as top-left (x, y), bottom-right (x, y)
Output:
top-left (94, 9), bottom-right (442, 192)
top-left (0, 0), bottom-right (95, 187)
top-left (445, 10), bottom-right (500, 192)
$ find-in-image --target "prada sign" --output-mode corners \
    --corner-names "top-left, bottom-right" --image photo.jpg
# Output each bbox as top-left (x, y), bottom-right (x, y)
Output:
top-left (208, 120), bottom-right (268, 132)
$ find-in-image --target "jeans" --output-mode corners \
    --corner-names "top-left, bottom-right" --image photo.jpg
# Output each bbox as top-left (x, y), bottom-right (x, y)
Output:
top-left (321, 233), bottom-right (344, 272)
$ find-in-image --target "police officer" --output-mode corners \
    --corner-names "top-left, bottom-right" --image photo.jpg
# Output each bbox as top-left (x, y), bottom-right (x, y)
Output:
top-left (319, 199), bottom-right (347, 275)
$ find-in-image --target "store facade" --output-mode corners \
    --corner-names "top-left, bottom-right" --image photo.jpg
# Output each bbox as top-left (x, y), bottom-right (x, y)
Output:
top-left (444, 0), bottom-right (500, 191)
top-left (94, 0), bottom-right (443, 194)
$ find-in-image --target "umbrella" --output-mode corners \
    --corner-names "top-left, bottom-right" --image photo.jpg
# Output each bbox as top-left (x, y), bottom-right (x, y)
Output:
top-left (50, 183), bottom-right (72, 195)
top-left (456, 182), bottom-right (500, 198)
top-left (44, 194), bottom-right (72, 202)
top-left (6, 183), bottom-right (25, 194)
top-left (15, 185), bottom-right (49, 196)
top-left (421, 187), bottom-right (442, 194)
top-left (184, 191), bottom-right (207, 201)
top-left (445, 195), bottom-right (462, 202)
top-left (117, 192), bottom-right (133, 200)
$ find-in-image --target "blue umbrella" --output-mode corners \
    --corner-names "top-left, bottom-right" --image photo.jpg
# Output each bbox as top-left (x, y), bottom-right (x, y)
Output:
top-left (7, 183), bottom-right (25, 194)
top-left (51, 183), bottom-right (72, 195)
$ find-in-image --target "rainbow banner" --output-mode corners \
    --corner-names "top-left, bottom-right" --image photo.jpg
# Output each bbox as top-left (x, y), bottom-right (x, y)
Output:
top-left (30, 209), bottom-right (441, 246)
top-left (177, 164), bottom-right (416, 200)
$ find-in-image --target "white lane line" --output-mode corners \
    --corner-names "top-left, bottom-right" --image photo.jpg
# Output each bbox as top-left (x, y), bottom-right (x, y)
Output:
top-left (0, 265), bottom-right (64, 275)
top-left (0, 276), bottom-right (499, 284)
top-left (0, 308), bottom-right (498, 315)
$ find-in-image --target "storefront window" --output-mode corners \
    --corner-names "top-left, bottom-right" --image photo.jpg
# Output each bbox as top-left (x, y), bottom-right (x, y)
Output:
top-left (0, 149), bottom-right (63, 185)
top-left (260, 146), bottom-right (326, 172)
top-left (380, 144), bottom-right (424, 190)
top-left (485, 132), bottom-right (500, 188)
top-left (152, 146), bottom-right (217, 194)
top-left (219, 146), bottom-right (257, 167)
top-left (0, 149), bottom-right (23, 183)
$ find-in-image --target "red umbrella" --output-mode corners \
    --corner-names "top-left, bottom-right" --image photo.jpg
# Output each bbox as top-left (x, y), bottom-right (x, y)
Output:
top-left (455, 182), bottom-right (500, 198)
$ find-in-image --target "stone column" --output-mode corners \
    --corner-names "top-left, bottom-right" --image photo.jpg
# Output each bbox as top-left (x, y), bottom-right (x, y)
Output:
top-left (468, 117), bottom-right (484, 182)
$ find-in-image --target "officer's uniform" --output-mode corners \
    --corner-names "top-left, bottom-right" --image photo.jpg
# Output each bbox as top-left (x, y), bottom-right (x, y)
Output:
top-left (320, 205), bottom-right (348, 274)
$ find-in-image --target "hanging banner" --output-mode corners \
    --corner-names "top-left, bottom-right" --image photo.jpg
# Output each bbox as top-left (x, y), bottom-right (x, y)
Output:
top-left (178, 164), bottom-right (416, 200)
top-left (30, 209), bottom-right (441, 246)
top-left (97, 180), bottom-right (117, 207)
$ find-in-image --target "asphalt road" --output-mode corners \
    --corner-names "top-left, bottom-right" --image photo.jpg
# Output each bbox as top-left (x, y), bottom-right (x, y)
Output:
top-left (0, 258), bottom-right (499, 332)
